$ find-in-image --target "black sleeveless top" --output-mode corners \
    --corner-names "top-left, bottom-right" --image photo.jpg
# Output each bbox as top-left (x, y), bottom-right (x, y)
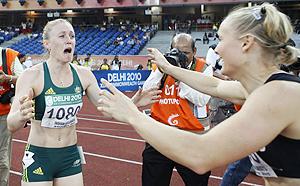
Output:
top-left (250, 73), bottom-right (300, 178)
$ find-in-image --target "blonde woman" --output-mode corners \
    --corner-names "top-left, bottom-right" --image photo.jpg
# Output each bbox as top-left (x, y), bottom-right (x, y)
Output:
top-left (97, 3), bottom-right (300, 186)
top-left (7, 19), bottom-right (160, 186)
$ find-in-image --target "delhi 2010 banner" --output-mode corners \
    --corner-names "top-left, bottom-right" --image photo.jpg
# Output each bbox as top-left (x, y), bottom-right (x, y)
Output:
top-left (92, 70), bottom-right (151, 92)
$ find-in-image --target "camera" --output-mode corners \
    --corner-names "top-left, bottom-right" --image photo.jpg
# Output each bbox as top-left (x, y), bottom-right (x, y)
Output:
top-left (159, 48), bottom-right (189, 90)
top-left (0, 88), bottom-right (15, 104)
top-left (164, 48), bottom-right (189, 69)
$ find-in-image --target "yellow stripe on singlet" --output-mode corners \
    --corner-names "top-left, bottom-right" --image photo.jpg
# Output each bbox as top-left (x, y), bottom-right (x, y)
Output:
top-left (22, 144), bottom-right (30, 182)
top-left (25, 144), bottom-right (30, 151)
top-left (22, 168), bottom-right (28, 182)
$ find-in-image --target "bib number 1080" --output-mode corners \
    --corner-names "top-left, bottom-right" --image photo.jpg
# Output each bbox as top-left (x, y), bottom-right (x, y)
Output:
top-left (47, 106), bottom-right (81, 120)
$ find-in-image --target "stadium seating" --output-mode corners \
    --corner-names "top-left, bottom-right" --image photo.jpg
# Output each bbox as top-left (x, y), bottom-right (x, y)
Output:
top-left (0, 28), bottom-right (19, 45)
top-left (8, 25), bottom-right (154, 56)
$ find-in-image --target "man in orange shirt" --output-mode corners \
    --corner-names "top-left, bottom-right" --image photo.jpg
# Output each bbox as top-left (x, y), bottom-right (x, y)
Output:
top-left (0, 47), bottom-right (23, 186)
top-left (142, 33), bottom-right (213, 186)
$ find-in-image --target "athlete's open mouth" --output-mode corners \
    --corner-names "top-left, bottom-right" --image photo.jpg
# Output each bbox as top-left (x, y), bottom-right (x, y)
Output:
top-left (64, 47), bottom-right (72, 54)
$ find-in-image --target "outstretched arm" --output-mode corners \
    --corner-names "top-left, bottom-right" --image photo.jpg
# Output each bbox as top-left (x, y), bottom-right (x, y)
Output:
top-left (97, 79), bottom-right (291, 174)
top-left (147, 48), bottom-right (248, 103)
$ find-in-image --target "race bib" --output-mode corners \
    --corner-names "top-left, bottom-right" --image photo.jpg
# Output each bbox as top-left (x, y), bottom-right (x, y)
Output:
top-left (249, 152), bottom-right (278, 177)
top-left (41, 93), bottom-right (83, 128)
top-left (22, 151), bottom-right (35, 169)
top-left (77, 146), bottom-right (86, 164)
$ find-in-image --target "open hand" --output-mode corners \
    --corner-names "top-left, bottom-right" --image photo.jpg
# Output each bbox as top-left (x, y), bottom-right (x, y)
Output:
top-left (97, 79), bottom-right (140, 123)
top-left (147, 48), bottom-right (172, 73)
top-left (132, 87), bottom-right (161, 107)
top-left (19, 88), bottom-right (35, 122)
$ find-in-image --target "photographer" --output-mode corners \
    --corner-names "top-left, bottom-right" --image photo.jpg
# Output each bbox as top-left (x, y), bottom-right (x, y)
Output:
top-left (142, 33), bottom-right (213, 186)
top-left (111, 55), bottom-right (121, 70)
top-left (0, 47), bottom-right (23, 186)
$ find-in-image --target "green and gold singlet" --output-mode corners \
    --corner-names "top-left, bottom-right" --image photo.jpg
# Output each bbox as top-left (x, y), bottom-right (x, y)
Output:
top-left (34, 62), bottom-right (83, 128)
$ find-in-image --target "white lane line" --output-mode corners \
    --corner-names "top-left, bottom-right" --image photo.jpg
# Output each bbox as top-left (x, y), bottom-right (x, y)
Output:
top-left (22, 123), bottom-right (141, 142)
top-left (16, 123), bottom-right (143, 143)
top-left (78, 113), bottom-right (110, 119)
top-left (78, 117), bottom-right (129, 126)
top-left (83, 151), bottom-right (142, 165)
top-left (10, 170), bottom-right (22, 176)
top-left (11, 139), bottom-right (262, 186)
top-left (13, 138), bottom-right (27, 144)
top-left (76, 127), bottom-right (136, 132)
top-left (76, 130), bottom-right (145, 142)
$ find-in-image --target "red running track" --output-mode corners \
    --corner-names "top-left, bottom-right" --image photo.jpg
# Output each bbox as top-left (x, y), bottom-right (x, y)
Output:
top-left (9, 96), bottom-right (264, 186)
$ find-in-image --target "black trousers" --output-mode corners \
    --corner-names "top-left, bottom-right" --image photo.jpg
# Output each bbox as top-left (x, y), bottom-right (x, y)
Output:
top-left (142, 143), bottom-right (211, 186)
